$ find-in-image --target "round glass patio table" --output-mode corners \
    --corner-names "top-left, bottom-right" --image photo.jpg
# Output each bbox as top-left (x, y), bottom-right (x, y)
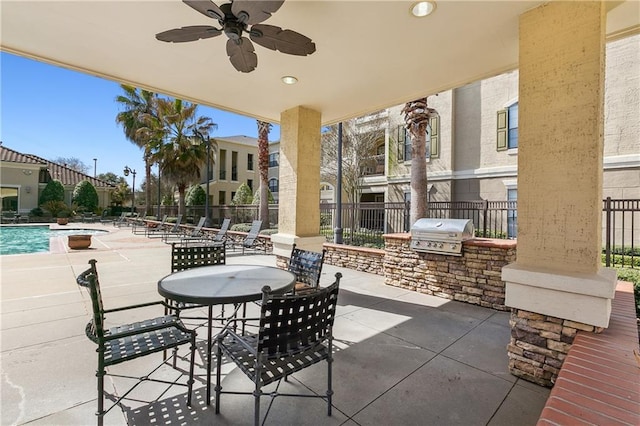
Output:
top-left (157, 264), bottom-right (296, 405)
top-left (158, 264), bottom-right (295, 304)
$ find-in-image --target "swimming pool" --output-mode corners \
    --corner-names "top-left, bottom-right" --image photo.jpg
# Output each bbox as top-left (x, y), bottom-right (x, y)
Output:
top-left (0, 225), bottom-right (108, 255)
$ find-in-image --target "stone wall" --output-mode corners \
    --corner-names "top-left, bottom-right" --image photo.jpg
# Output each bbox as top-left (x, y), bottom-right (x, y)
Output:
top-left (383, 234), bottom-right (516, 310)
top-left (323, 243), bottom-right (385, 276)
top-left (508, 308), bottom-right (601, 387)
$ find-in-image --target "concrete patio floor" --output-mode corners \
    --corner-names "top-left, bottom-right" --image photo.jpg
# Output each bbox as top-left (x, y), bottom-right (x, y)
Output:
top-left (1, 223), bottom-right (550, 425)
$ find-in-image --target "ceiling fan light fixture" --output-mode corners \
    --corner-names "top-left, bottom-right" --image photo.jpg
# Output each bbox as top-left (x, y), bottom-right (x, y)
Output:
top-left (281, 76), bottom-right (298, 85)
top-left (410, 1), bottom-right (436, 17)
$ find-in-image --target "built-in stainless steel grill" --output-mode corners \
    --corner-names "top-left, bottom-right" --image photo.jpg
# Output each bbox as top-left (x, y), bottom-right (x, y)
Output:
top-left (410, 218), bottom-right (475, 256)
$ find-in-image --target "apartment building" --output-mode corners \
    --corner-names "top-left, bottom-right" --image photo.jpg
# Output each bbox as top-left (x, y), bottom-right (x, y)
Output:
top-left (201, 135), bottom-right (285, 205)
top-left (352, 34), bottom-right (639, 206)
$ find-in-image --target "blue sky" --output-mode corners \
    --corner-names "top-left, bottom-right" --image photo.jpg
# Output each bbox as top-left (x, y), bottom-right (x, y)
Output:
top-left (1, 52), bottom-right (279, 185)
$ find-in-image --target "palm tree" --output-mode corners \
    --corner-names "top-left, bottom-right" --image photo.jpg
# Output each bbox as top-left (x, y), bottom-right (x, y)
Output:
top-left (115, 85), bottom-right (157, 215)
top-left (402, 97), bottom-right (436, 226)
top-left (257, 120), bottom-right (271, 229)
top-left (151, 98), bottom-right (217, 218)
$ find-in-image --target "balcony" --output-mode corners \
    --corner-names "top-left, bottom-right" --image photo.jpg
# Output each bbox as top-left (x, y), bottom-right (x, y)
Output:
top-left (361, 154), bottom-right (386, 176)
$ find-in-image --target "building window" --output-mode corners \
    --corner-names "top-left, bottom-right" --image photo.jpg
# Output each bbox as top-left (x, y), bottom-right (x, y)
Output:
top-left (497, 102), bottom-right (518, 151)
top-left (219, 149), bottom-right (227, 180)
top-left (269, 152), bottom-right (279, 167)
top-left (506, 186), bottom-right (518, 239)
top-left (1, 187), bottom-right (18, 211)
top-left (268, 178), bottom-right (279, 193)
top-left (247, 179), bottom-right (253, 191)
top-left (397, 115), bottom-right (440, 162)
top-left (218, 191), bottom-right (226, 205)
top-left (231, 151), bottom-right (238, 181)
top-left (247, 153), bottom-right (254, 171)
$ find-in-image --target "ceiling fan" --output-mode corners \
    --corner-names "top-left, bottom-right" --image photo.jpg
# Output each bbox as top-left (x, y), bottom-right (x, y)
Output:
top-left (156, 0), bottom-right (316, 73)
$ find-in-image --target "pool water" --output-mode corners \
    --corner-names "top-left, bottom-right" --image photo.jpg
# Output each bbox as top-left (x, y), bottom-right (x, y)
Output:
top-left (0, 226), bottom-right (108, 255)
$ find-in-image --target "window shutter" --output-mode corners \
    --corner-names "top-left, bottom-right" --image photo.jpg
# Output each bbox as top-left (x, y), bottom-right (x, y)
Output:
top-left (429, 115), bottom-right (440, 159)
top-left (497, 109), bottom-right (508, 151)
top-left (397, 125), bottom-right (405, 162)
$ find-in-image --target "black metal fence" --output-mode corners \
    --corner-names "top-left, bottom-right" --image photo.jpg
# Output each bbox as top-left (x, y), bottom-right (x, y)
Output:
top-left (150, 198), bottom-right (638, 267)
top-left (603, 197), bottom-right (639, 269)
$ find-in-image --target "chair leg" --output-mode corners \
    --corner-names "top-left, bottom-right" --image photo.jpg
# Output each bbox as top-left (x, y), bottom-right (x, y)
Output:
top-left (187, 336), bottom-right (196, 407)
top-left (215, 338), bottom-right (223, 414)
top-left (96, 356), bottom-right (106, 426)
top-left (327, 345), bottom-right (333, 416)
top-left (253, 385), bottom-right (260, 426)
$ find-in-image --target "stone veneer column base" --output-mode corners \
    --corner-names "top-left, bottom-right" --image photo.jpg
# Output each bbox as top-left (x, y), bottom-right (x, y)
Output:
top-left (508, 308), bottom-right (601, 387)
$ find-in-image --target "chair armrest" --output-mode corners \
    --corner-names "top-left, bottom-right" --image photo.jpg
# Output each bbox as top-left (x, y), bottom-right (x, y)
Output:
top-left (219, 329), bottom-right (258, 355)
top-left (103, 300), bottom-right (171, 314)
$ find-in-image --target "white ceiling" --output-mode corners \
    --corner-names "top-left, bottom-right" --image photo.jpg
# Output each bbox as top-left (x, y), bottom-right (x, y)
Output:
top-left (2, 1), bottom-right (638, 126)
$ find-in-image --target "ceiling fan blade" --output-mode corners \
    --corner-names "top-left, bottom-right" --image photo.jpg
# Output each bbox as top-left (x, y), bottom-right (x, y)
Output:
top-left (250, 24), bottom-right (315, 56)
top-left (183, 0), bottom-right (225, 20)
top-left (156, 26), bottom-right (222, 43)
top-left (226, 37), bottom-right (257, 73)
top-left (231, 0), bottom-right (284, 25)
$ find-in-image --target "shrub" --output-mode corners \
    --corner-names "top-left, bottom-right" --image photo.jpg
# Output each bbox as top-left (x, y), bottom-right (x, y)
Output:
top-left (251, 188), bottom-right (274, 205)
top-left (41, 200), bottom-right (68, 218)
top-left (39, 180), bottom-right (65, 204)
top-left (232, 183), bottom-right (253, 205)
top-left (186, 185), bottom-right (207, 206)
top-left (72, 180), bottom-right (99, 212)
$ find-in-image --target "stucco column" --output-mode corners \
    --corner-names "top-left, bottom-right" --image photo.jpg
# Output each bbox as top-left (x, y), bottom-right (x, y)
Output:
top-left (271, 106), bottom-right (325, 257)
top-left (503, 1), bottom-right (616, 328)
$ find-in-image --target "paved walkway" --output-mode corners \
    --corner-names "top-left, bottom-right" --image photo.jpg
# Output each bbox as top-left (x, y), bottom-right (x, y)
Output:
top-left (1, 223), bottom-right (549, 425)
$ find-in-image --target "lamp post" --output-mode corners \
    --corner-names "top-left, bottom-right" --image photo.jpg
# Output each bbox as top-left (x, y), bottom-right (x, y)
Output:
top-left (93, 158), bottom-right (97, 177)
top-left (123, 166), bottom-right (136, 214)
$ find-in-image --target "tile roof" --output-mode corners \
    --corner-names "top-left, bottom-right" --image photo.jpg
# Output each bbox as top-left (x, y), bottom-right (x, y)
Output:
top-left (0, 144), bottom-right (116, 188)
top-left (0, 144), bottom-right (45, 165)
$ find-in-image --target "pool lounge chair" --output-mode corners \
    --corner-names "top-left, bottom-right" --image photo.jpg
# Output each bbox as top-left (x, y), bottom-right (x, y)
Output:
top-left (229, 220), bottom-right (266, 254)
top-left (144, 215), bottom-right (169, 237)
top-left (170, 217), bottom-right (206, 244)
top-left (150, 215), bottom-right (182, 240)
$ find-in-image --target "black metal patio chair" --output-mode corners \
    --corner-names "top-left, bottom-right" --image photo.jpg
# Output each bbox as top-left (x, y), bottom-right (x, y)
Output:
top-left (77, 259), bottom-right (196, 426)
top-left (168, 242), bottom-right (226, 318)
top-left (288, 243), bottom-right (326, 295)
top-left (215, 272), bottom-right (341, 426)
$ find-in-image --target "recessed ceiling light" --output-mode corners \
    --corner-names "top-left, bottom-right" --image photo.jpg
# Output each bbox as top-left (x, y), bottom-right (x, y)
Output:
top-left (410, 1), bottom-right (436, 17)
top-left (281, 76), bottom-right (298, 85)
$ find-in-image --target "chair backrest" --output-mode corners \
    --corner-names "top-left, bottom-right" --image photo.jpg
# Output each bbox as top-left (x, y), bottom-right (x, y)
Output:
top-left (169, 215), bottom-right (183, 232)
top-left (288, 243), bottom-right (326, 287)
top-left (212, 218), bottom-right (231, 242)
top-left (189, 217), bottom-right (206, 236)
top-left (242, 220), bottom-right (263, 247)
top-left (171, 243), bottom-right (226, 272)
top-left (257, 273), bottom-right (341, 359)
top-left (76, 259), bottom-right (105, 344)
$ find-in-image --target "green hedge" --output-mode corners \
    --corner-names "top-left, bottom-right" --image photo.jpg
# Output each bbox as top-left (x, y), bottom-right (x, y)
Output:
top-left (614, 267), bottom-right (640, 318)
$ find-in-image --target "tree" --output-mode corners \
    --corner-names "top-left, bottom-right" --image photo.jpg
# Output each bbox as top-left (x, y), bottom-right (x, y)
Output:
top-left (72, 180), bottom-right (99, 212)
top-left (232, 183), bottom-right (253, 205)
top-left (321, 117), bottom-right (385, 203)
top-left (115, 85), bottom-right (158, 215)
top-left (51, 157), bottom-right (89, 174)
top-left (257, 120), bottom-right (271, 229)
top-left (39, 179), bottom-right (65, 204)
top-left (151, 98), bottom-right (217, 218)
top-left (96, 172), bottom-right (124, 185)
top-left (251, 188), bottom-right (274, 205)
top-left (186, 184), bottom-right (206, 206)
top-left (402, 97), bottom-right (437, 226)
